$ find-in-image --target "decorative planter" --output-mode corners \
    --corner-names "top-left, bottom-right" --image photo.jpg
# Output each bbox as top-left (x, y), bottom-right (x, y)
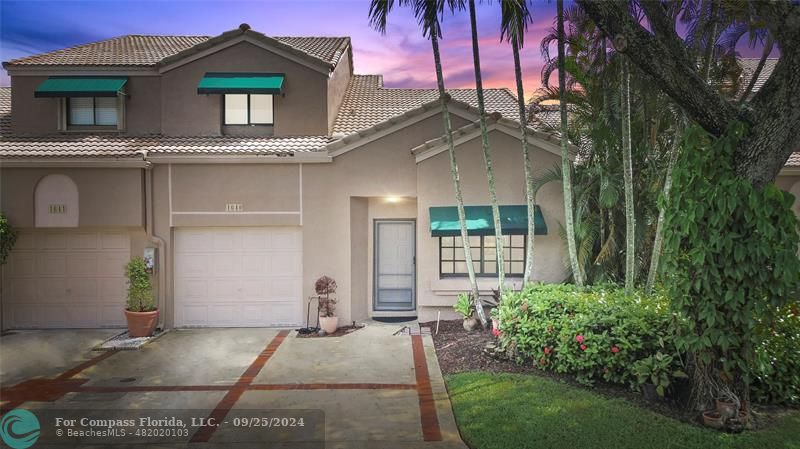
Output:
top-left (319, 316), bottom-right (338, 334)
top-left (125, 309), bottom-right (159, 337)
top-left (463, 317), bottom-right (479, 332)
top-left (702, 411), bottom-right (725, 430)
top-left (716, 399), bottom-right (737, 420)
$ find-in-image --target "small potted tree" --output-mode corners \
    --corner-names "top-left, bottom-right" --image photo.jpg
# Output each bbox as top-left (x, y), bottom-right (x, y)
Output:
top-left (124, 257), bottom-right (158, 337)
top-left (454, 293), bottom-right (479, 331)
top-left (316, 276), bottom-right (338, 334)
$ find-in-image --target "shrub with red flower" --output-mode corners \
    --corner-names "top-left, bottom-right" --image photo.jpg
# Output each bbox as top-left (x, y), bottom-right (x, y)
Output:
top-left (575, 334), bottom-right (584, 343)
top-left (492, 328), bottom-right (502, 337)
top-left (544, 347), bottom-right (551, 355)
top-left (580, 344), bottom-right (587, 351)
top-left (611, 346), bottom-right (620, 353)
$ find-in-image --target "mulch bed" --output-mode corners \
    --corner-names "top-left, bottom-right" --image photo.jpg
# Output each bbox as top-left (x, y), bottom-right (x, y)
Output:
top-left (295, 324), bottom-right (364, 338)
top-left (422, 319), bottom-right (795, 429)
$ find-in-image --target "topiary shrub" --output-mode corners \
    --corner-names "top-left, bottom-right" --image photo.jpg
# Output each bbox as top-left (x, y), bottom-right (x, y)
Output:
top-left (125, 257), bottom-right (156, 312)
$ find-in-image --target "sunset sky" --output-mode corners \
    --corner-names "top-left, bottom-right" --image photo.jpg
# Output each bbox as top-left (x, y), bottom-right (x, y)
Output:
top-left (0, 0), bottom-right (771, 96)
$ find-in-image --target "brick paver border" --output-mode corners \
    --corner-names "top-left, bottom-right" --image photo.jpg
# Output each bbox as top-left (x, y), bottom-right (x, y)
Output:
top-left (0, 330), bottom-right (443, 443)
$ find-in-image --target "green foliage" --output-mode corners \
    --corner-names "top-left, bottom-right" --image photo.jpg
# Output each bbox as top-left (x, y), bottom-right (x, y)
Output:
top-left (497, 284), bottom-right (686, 389)
top-left (125, 257), bottom-right (155, 312)
top-left (752, 304), bottom-right (800, 405)
top-left (0, 212), bottom-right (17, 265)
top-left (453, 292), bottom-right (474, 318)
top-left (662, 124), bottom-right (800, 397)
top-left (632, 352), bottom-right (688, 397)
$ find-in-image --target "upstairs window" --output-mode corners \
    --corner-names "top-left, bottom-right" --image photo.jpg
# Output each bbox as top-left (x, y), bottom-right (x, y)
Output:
top-left (68, 97), bottom-right (118, 126)
top-left (224, 94), bottom-right (273, 125)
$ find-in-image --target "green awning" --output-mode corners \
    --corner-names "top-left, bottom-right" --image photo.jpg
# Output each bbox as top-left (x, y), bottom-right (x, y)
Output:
top-left (429, 205), bottom-right (547, 237)
top-left (197, 73), bottom-right (285, 94)
top-left (34, 76), bottom-right (128, 98)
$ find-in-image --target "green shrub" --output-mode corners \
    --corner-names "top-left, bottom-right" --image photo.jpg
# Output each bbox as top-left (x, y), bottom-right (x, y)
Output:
top-left (497, 284), bottom-right (687, 389)
top-left (125, 257), bottom-right (156, 312)
top-left (454, 292), bottom-right (474, 318)
top-left (752, 305), bottom-right (800, 405)
top-left (0, 212), bottom-right (16, 265)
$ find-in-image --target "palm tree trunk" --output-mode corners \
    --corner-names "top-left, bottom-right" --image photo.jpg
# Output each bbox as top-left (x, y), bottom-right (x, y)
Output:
top-left (512, 36), bottom-right (536, 285)
top-left (430, 32), bottom-right (487, 328)
top-left (557, 0), bottom-right (584, 286)
top-left (646, 115), bottom-right (683, 294)
top-left (621, 59), bottom-right (635, 295)
top-left (467, 0), bottom-right (505, 294)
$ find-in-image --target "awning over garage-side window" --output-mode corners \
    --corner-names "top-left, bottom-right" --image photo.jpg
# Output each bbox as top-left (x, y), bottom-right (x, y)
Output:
top-left (197, 72), bottom-right (285, 95)
top-left (34, 76), bottom-right (128, 97)
top-left (429, 205), bottom-right (547, 237)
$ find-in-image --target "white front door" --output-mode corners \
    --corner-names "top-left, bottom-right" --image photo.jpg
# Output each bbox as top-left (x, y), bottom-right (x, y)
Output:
top-left (374, 220), bottom-right (416, 311)
top-left (174, 227), bottom-right (302, 327)
top-left (3, 229), bottom-right (130, 329)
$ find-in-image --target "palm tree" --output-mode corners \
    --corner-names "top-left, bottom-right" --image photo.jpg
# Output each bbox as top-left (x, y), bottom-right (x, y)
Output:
top-left (500, 0), bottom-right (536, 285)
top-left (556, 0), bottom-right (584, 286)
top-left (368, 0), bottom-right (487, 327)
top-left (620, 58), bottom-right (635, 295)
top-left (464, 0), bottom-right (506, 294)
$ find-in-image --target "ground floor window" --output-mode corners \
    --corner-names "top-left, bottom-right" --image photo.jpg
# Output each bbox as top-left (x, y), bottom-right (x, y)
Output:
top-left (439, 234), bottom-right (526, 277)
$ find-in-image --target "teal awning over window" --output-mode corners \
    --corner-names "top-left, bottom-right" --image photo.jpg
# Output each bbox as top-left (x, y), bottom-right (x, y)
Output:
top-left (197, 73), bottom-right (285, 94)
top-left (429, 205), bottom-right (547, 237)
top-left (34, 76), bottom-right (128, 98)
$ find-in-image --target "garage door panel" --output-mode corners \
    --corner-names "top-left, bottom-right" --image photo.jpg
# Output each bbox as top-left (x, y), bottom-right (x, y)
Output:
top-left (38, 254), bottom-right (67, 276)
top-left (69, 232), bottom-right (100, 250)
top-left (4, 230), bottom-right (130, 329)
top-left (175, 227), bottom-right (302, 327)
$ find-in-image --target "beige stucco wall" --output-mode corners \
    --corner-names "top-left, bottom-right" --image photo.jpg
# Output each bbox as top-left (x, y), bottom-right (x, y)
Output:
top-left (0, 168), bottom-right (144, 228)
top-left (9, 75), bottom-right (161, 135)
top-left (776, 173), bottom-right (800, 216)
top-left (326, 49), bottom-right (352, 133)
top-left (416, 129), bottom-right (568, 321)
top-left (160, 41), bottom-right (329, 136)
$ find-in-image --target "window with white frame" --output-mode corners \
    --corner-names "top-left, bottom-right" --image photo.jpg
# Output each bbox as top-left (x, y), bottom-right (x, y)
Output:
top-left (68, 97), bottom-right (118, 126)
top-left (224, 94), bottom-right (273, 125)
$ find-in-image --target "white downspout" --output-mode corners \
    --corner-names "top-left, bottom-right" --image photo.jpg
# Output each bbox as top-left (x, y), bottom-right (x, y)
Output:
top-left (141, 151), bottom-right (167, 330)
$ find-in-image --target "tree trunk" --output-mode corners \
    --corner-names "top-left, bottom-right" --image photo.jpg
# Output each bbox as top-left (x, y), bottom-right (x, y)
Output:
top-left (468, 0), bottom-right (505, 295)
top-left (646, 115), bottom-right (683, 294)
top-left (557, 0), bottom-right (584, 287)
top-left (621, 59), bottom-right (635, 295)
top-left (430, 32), bottom-right (487, 328)
top-left (512, 36), bottom-right (536, 285)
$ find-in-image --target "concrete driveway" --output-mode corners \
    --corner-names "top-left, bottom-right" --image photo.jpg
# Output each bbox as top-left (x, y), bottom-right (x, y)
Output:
top-left (0, 324), bottom-right (465, 449)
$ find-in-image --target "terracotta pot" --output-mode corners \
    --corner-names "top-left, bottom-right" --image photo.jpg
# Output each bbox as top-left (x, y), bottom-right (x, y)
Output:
top-left (702, 411), bottom-right (725, 430)
top-left (463, 317), bottom-right (479, 332)
top-left (716, 399), bottom-right (737, 419)
top-left (319, 316), bottom-right (338, 334)
top-left (125, 309), bottom-right (158, 337)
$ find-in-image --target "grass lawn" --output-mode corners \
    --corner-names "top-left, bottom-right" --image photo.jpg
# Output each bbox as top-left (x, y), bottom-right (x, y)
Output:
top-left (447, 372), bottom-right (800, 449)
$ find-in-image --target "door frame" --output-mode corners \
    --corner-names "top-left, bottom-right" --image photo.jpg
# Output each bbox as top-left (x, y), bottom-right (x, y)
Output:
top-left (372, 219), bottom-right (416, 312)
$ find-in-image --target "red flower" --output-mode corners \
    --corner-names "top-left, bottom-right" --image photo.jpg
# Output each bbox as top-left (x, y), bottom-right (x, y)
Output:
top-left (575, 335), bottom-right (585, 343)
top-left (580, 344), bottom-right (587, 351)
top-left (544, 347), bottom-right (552, 355)
top-left (611, 346), bottom-right (620, 353)
top-left (492, 328), bottom-right (501, 337)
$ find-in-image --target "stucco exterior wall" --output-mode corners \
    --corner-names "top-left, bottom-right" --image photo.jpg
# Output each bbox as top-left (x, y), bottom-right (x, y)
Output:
top-left (415, 130), bottom-right (568, 321)
top-left (327, 49), bottom-right (352, 133)
top-left (0, 167), bottom-right (144, 228)
top-left (9, 75), bottom-right (161, 135)
top-left (776, 173), bottom-right (800, 216)
top-left (160, 42), bottom-right (329, 136)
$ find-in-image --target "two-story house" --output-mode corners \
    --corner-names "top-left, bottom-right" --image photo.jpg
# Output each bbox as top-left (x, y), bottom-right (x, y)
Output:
top-left (0, 24), bottom-right (572, 330)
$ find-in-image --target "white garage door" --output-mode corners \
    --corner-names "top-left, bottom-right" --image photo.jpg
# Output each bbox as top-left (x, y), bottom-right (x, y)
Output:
top-left (174, 227), bottom-right (302, 327)
top-left (3, 230), bottom-right (130, 329)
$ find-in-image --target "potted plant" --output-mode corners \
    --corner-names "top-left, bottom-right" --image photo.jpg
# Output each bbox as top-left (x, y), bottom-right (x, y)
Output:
top-left (124, 257), bottom-right (158, 337)
top-left (316, 276), bottom-right (338, 334)
top-left (454, 293), bottom-right (479, 331)
top-left (632, 352), bottom-right (688, 401)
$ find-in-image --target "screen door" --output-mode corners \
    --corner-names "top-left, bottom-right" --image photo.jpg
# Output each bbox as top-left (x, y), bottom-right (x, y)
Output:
top-left (374, 220), bottom-right (416, 311)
